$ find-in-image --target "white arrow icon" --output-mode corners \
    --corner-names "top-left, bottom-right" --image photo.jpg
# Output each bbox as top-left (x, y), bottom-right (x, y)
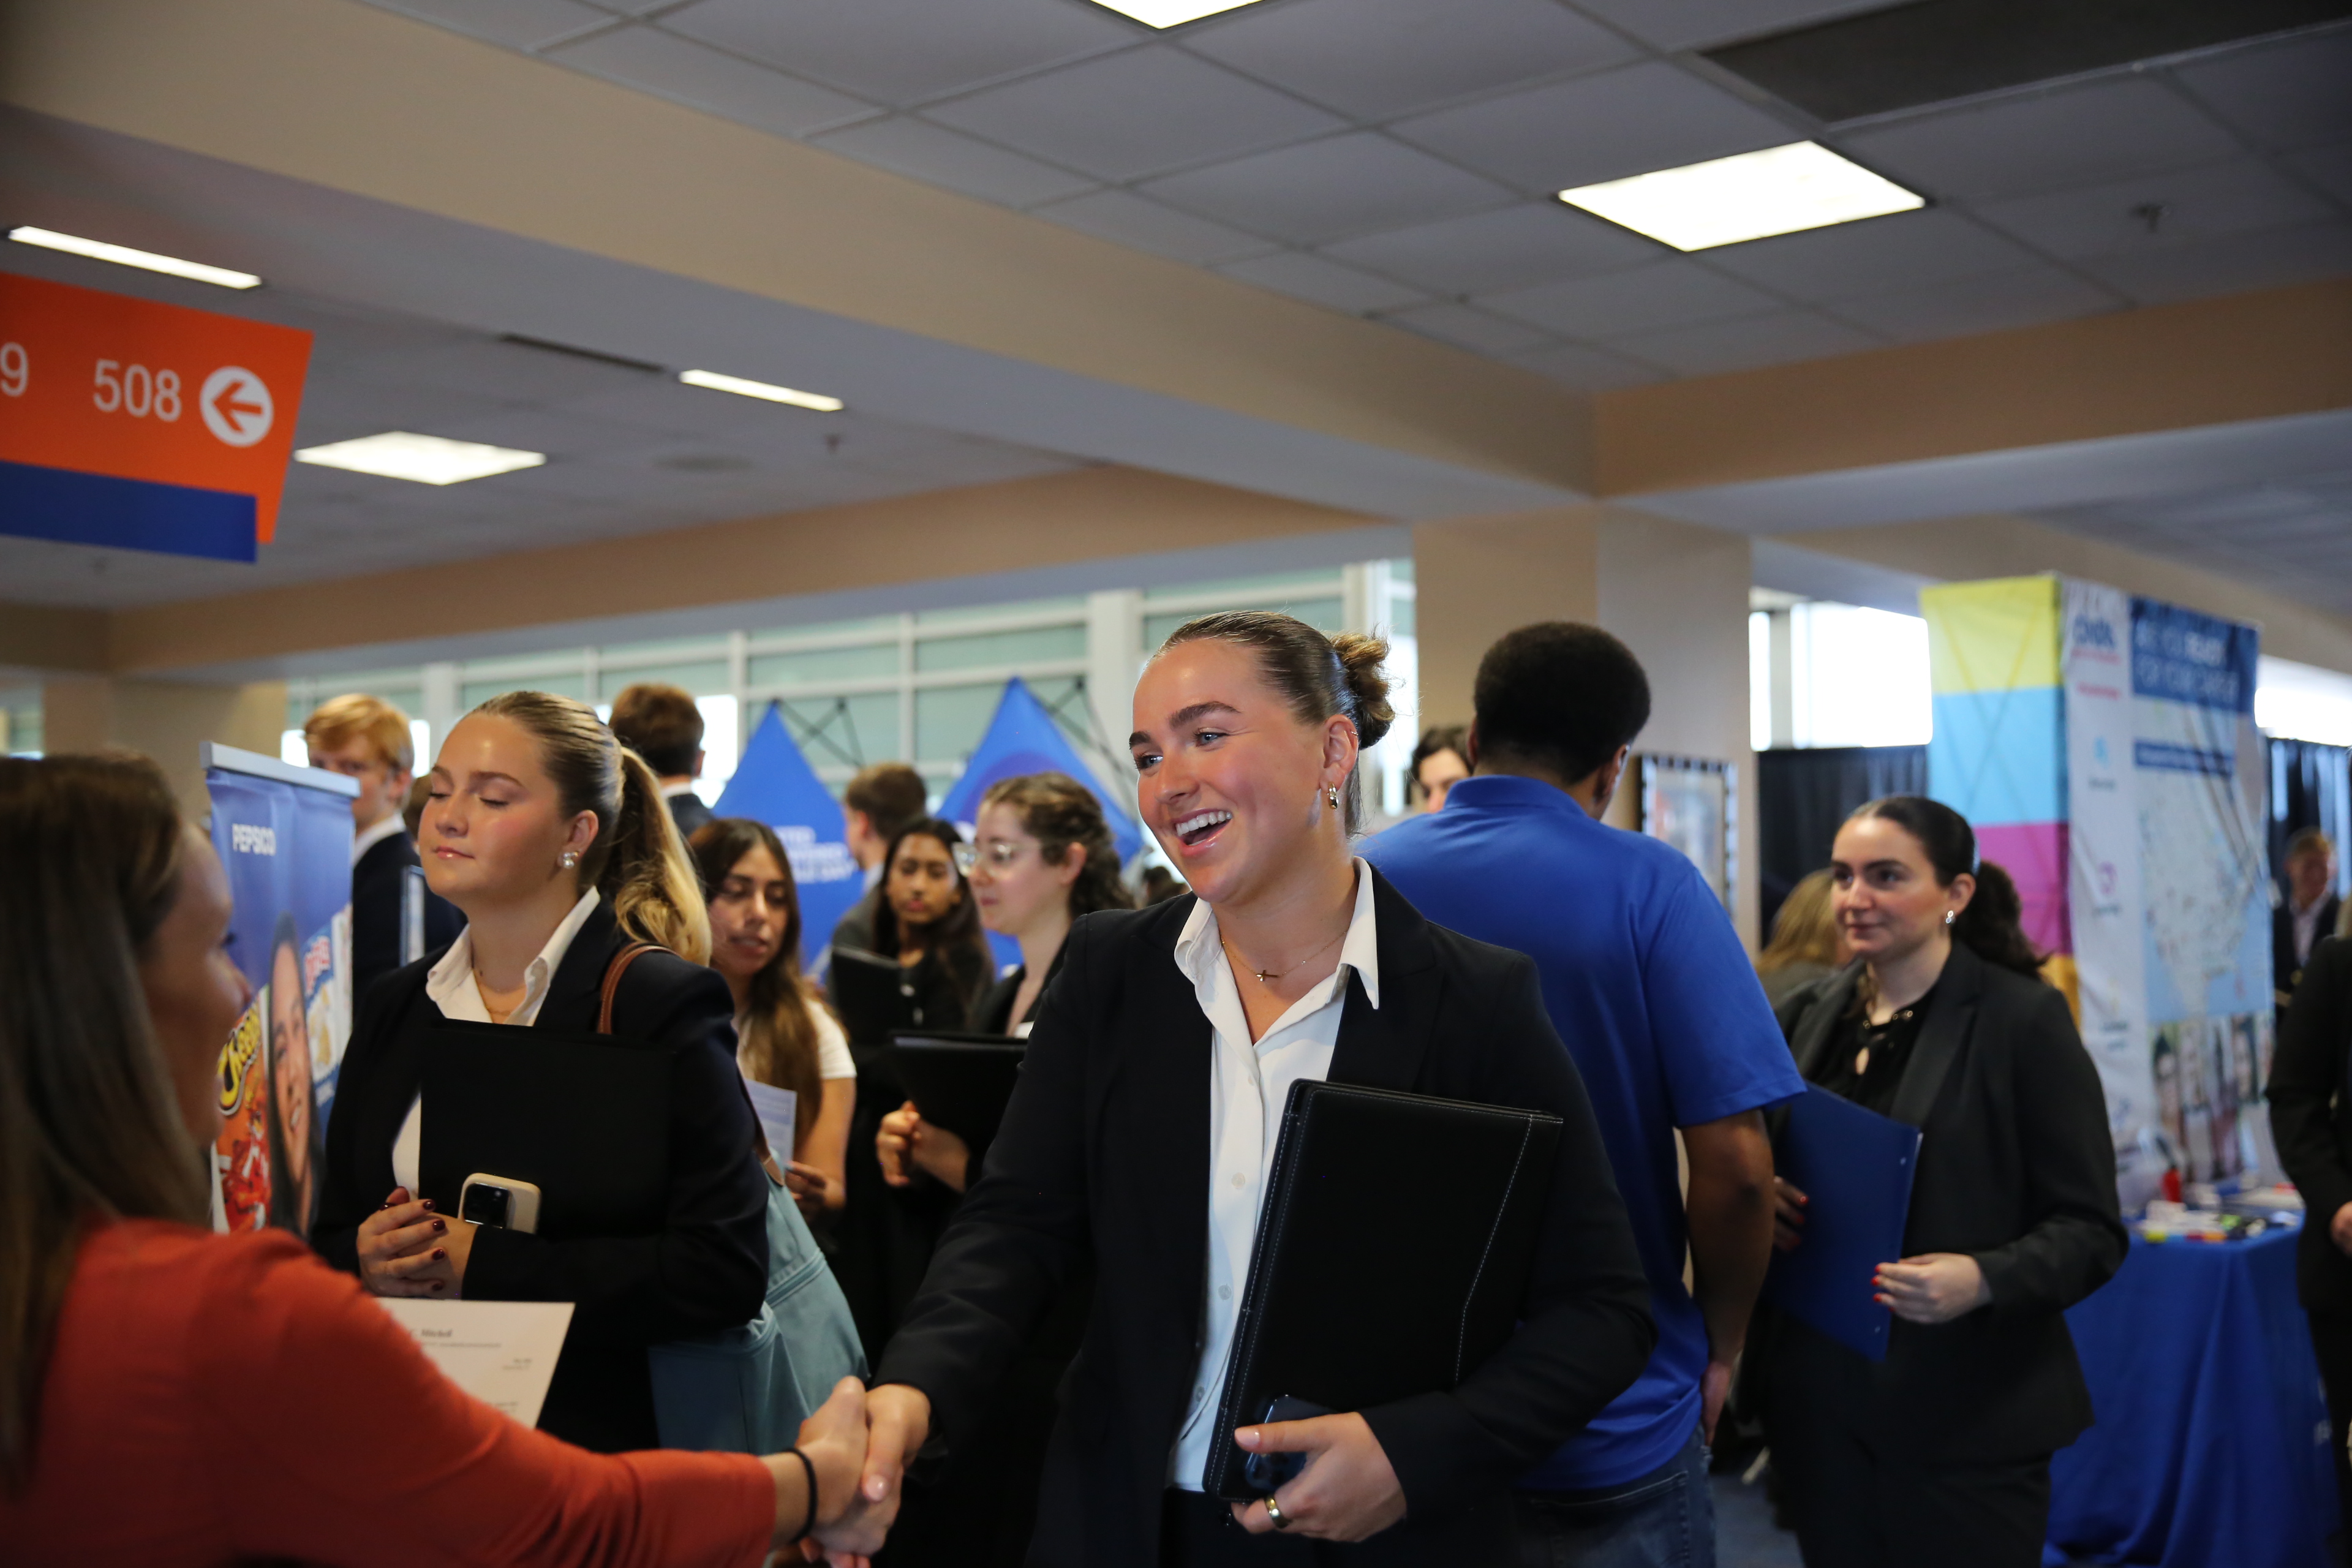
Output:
top-left (200, 366), bottom-right (273, 447)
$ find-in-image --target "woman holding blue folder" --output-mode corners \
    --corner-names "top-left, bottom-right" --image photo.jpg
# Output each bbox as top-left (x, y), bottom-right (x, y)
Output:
top-left (1761, 796), bottom-right (2126, 1568)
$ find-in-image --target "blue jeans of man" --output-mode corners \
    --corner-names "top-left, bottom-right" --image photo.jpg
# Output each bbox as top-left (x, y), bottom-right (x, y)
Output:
top-left (1514, 1430), bottom-right (1714, 1568)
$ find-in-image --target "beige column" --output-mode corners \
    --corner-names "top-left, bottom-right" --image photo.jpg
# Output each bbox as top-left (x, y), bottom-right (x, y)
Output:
top-left (1413, 506), bottom-right (1759, 948)
top-left (41, 675), bottom-right (288, 820)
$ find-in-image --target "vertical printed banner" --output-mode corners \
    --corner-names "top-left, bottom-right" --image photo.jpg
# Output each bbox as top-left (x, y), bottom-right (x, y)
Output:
top-left (2063, 582), bottom-right (2152, 1191)
top-left (206, 755), bottom-right (354, 1238)
top-left (2130, 598), bottom-right (2273, 1187)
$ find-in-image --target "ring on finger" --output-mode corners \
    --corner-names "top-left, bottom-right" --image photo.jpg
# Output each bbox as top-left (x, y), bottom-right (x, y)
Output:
top-left (1262, 1496), bottom-right (1291, 1531)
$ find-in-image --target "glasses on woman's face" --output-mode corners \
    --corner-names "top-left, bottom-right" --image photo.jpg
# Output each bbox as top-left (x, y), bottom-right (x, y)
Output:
top-left (950, 843), bottom-right (978, 875)
top-left (970, 840), bottom-right (1033, 872)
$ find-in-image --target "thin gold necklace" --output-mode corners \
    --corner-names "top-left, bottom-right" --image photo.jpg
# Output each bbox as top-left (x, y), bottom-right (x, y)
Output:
top-left (1221, 927), bottom-right (1345, 985)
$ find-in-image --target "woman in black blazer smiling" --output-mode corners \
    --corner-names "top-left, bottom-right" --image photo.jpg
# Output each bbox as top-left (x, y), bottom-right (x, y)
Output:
top-left (1762, 796), bottom-right (2127, 1568)
top-left (848, 612), bottom-right (1654, 1566)
top-left (312, 690), bottom-right (767, 1455)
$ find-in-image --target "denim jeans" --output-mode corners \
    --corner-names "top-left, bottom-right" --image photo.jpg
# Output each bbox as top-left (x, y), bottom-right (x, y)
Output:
top-left (1515, 1429), bottom-right (1714, 1568)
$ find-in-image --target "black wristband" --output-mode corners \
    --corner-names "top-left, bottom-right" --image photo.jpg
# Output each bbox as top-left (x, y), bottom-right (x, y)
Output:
top-left (787, 1446), bottom-right (818, 1544)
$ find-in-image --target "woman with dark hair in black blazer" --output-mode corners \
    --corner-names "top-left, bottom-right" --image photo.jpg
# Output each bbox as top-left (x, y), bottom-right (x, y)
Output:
top-left (836, 612), bottom-right (1656, 1566)
top-left (312, 691), bottom-right (768, 1455)
top-left (2268, 933), bottom-right (2352, 1546)
top-left (869, 816), bottom-right (996, 1031)
top-left (1762, 796), bottom-right (2127, 1568)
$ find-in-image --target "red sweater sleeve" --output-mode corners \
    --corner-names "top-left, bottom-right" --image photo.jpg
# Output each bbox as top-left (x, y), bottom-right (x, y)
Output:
top-left (188, 1232), bottom-right (775, 1568)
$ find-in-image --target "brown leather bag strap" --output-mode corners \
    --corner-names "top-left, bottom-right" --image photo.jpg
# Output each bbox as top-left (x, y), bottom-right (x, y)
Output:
top-left (597, 941), bottom-right (664, 1035)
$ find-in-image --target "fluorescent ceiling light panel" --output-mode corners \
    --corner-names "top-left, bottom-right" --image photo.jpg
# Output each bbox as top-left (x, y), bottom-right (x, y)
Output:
top-left (1557, 142), bottom-right (1923, 252)
top-left (679, 369), bottom-right (843, 412)
top-left (1088, 0), bottom-right (1268, 26)
top-left (295, 432), bottom-right (546, 485)
top-left (7, 225), bottom-right (263, 289)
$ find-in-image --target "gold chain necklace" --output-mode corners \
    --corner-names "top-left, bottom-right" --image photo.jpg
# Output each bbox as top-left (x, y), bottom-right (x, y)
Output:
top-left (1221, 927), bottom-right (1345, 985)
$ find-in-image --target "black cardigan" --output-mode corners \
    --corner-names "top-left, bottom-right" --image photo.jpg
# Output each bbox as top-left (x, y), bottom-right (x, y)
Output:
top-left (313, 900), bottom-right (769, 1453)
top-left (2268, 937), bottom-right (2352, 1310)
top-left (1767, 942), bottom-right (2128, 1463)
top-left (875, 870), bottom-right (1655, 1565)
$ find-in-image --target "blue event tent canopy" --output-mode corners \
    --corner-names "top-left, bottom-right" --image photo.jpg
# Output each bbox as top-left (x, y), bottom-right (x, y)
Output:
top-left (711, 703), bottom-right (866, 971)
top-left (939, 677), bottom-right (1144, 864)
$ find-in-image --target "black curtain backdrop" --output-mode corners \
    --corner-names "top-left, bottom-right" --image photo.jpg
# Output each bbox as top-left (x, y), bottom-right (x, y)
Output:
top-left (2270, 739), bottom-right (2351, 890)
top-left (1757, 745), bottom-right (1929, 938)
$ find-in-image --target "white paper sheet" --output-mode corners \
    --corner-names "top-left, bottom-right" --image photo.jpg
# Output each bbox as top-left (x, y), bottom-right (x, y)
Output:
top-left (375, 1297), bottom-right (575, 1429)
top-left (745, 1079), bottom-right (798, 1161)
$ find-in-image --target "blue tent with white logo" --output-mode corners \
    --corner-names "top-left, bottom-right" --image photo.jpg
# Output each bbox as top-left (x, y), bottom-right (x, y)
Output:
top-left (939, 677), bottom-right (1144, 865)
top-left (712, 703), bottom-right (866, 971)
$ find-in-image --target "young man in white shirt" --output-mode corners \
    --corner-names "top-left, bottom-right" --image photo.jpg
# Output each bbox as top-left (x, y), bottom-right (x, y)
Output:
top-left (304, 693), bottom-right (458, 1001)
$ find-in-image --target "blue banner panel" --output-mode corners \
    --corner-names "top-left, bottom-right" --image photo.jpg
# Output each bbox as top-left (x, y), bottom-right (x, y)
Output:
top-left (713, 705), bottom-right (865, 971)
top-left (0, 458), bottom-right (257, 560)
top-left (1929, 685), bottom-right (2065, 828)
top-left (2131, 597), bottom-right (2258, 714)
top-left (938, 677), bottom-right (1144, 864)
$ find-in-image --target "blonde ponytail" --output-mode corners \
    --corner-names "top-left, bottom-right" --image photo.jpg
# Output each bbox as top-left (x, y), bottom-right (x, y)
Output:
top-left (607, 749), bottom-right (710, 964)
top-left (473, 691), bottom-right (710, 964)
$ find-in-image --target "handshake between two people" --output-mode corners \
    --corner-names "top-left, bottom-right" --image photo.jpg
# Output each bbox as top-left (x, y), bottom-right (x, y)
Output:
top-left (783, 1382), bottom-right (1410, 1562)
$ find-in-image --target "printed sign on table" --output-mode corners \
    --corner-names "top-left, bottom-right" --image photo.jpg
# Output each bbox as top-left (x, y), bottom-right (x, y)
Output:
top-left (0, 271), bottom-right (311, 560)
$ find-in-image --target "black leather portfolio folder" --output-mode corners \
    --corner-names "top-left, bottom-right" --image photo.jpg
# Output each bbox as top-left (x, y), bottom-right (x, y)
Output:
top-left (827, 946), bottom-right (916, 1046)
top-left (419, 1022), bottom-right (671, 1237)
top-left (889, 1030), bottom-right (1025, 1150)
top-left (1202, 1079), bottom-right (1562, 1499)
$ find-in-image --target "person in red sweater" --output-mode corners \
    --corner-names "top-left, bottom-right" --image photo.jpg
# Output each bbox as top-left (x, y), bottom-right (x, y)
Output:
top-left (0, 753), bottom-right (886, 1567)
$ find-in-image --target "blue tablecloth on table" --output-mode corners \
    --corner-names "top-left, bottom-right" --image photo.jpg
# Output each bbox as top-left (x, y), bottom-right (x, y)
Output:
top-left (2048, 1226), bottom-right (2335, 1568)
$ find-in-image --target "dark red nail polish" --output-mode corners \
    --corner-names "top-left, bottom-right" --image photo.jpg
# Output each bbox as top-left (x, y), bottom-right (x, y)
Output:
top-left (432, 1218), bottom-right (447, 1233)
top-left (430, 1281), bottom-right (445, 1292)
top-left (432, 1248), bottom-right (447, 1261)
top-left (420, 1199), bottom-right (435, 1212)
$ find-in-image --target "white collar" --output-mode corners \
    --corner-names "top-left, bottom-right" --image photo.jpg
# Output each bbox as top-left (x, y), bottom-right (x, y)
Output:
top-left (661, 779), bottom-right (698, 799)
top-left (351, 813), bottom-right (406, 867)
top-left (426, 889), bottom-right (601, 1026)
top-left (1174, 858), bottom-right (1381, 1014)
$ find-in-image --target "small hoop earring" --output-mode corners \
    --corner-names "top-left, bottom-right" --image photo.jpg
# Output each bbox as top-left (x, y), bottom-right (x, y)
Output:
top-left (1325, 787), bottom-right (1340, 810)
top-left (560, 850), bottom-right (579, 869)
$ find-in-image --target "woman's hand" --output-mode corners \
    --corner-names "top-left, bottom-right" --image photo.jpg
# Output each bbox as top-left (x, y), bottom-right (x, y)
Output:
top-left (1771, 1177), bottom-right (1807, 1253)
top-left (785, 1161), bottom-right (842, 1218)
top-left (1229, 1411), bottom-right (1406, 1542)
top-left (1874, 1253), bottom-right (1991, 1324)
top-left (355, 1187), bottom-right (454, 1297)
top-left (876, 1103), bottom-right (971, 1194)
top-left (775, 1377), bottom-right (884, 1562)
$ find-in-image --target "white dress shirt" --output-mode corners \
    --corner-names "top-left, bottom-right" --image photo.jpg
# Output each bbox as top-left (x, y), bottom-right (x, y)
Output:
top-left (390, 889), bottom-right (601, 1193)
top-left (350, 813), bottom-right (405, 868)
top-left (2293, 894), bottom-right (2331, 967)
top-left (1166, 859), bottom-right (1381, 1490)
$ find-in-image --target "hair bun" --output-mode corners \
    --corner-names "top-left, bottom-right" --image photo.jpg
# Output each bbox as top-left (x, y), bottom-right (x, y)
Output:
top-left (1331, 631), bottom-right (1395, 751)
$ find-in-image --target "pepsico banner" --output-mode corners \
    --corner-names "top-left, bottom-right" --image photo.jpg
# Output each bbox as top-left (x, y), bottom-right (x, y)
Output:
top-left (0, 271), bottom-right (311, 560)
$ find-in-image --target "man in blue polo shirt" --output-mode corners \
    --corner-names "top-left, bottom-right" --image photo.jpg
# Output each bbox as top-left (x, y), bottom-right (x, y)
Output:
top-left (1366, 622), bottom-right (1800, 1568)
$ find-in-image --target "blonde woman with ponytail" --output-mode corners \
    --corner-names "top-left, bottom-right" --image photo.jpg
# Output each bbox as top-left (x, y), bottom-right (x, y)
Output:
top-left (314, 692), bottom-right (772, 1455)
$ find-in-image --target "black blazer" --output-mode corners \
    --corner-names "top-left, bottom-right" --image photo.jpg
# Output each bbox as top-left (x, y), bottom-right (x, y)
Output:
top-left (349, 829), bottom-right (460, 1007)
top-left (666, 788), bottom-right (715, 841)
top-left (875, 870), bottom-right (1655, 1566)
top-left (2268, 937), bottom-right (2352, 1310)
top-left (2278, 895), bottom-right (2344, 1006)
top-left (314, 900), bottom-right (769, 1453)
top-left (1768, 942), bottom-right (2128, 1462)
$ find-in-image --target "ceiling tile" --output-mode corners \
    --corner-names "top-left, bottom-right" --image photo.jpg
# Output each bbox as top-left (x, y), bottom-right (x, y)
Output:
top-left (1825, 263), bottom-right (2118, 342)
top-left (1504, 339), bottom-right (1669, 391)
top-left (547, 26), bottom-right (875, 137)
top-left (1377, 301), bottom-right (1558, 354)
top-left (2284, 140), bottom-right (2352, 206)
top-left (362, 0), bottom-right (608, 51)
top-left (1480, 258), bottom-right (1782, 338)
top-left (1836, 78), bottom-right (2244, 202)
top-left (430, 405), bottom-right (665, 460)
top-left (1602, 307), bottom-right (1882, 375)
top-left (2171, 28), bottom-right (2352, 152)
top-left (1975, 156), bottom-right (2337, 260)
top-left (812, 116), bottom-right (1096, 206)
top-left (1213, 251), bottom-right (1430, 314)
top-left (1182, 0), bottom-right (1637, 120)
top-left (1138, 132), bottom-right (1511, 244)
top-left (925, 47), bottom-right (1345, 182)
top-left (1032, 188), bottom-right (1276, 263)
top-left (2075, 216), bottom-right (2352, 305)
top-left (1700, 207), bottom-right (2040, 303)
top-left (344, 337), bottom-right (659, 404)
top-left (658, 0), bottom-right (1134, 104)
top-left (1322, 201), bottom-right (1659, 294)
top-left (1566, 0), bottom-right (1899, 52)
top-left (1392, 61), bottom-right (1800, 194)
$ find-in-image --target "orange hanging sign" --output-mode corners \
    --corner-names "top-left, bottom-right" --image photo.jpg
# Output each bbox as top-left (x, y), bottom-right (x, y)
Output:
top-left (0, 271), bottom-right (312, 557)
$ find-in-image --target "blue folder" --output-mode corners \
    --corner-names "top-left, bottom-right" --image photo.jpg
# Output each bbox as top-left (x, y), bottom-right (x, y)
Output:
top-left (1762, 1084), bottom-right (1923, 1362)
